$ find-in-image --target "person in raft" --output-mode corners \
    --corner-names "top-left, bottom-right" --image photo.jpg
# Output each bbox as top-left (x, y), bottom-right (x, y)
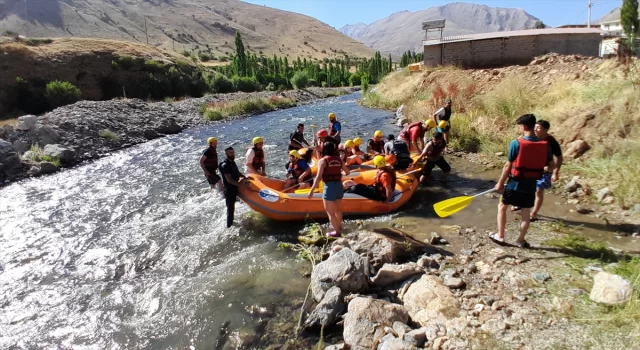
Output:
top-left (352, 137), bottom-right (368, 161)
top-left (313, 129), bottom-right (339, 159)
top-left (219, 146), bottom-right (249, 228)
top-left (367, 130), bottom-right (386, 155)
top-left (433, 97), bottom-right (453, 147)
top-left (328, 112), bottom-right (342, 144)
top-left (398, 119), bottom-right (436, 154)
top-left (416, 132), bottom-right (451, 184)
top-left (245, 136), bottom-right (266, 176)
top-left (289, 123), bottom-right (311, 151)
top-left (343, 140), bottom-right (364, 165)
top-left (308, 142), bottom-right (350, 237)
top-left (200, 137), bottom-right (223, 193)
top-left (345, 155), bottom-right (397, 203)
top-left (283, 149), bottom-right (312, 192)
top-left (386, 135), bottom-right (413, 171)
top-left (491, 114), bottom-right (555, 248)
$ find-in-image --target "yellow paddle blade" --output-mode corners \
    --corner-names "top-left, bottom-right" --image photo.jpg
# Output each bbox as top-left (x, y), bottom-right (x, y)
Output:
top-left (433, 195), bottom-right (475, 218)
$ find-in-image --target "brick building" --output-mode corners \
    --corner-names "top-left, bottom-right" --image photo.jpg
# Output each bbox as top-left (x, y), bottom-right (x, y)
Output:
top-left (423, 28), bottom-right (603, 68)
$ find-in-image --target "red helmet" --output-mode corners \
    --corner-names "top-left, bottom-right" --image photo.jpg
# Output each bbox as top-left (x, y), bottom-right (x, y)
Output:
top-left (317, 129), bottom-right (329, 138)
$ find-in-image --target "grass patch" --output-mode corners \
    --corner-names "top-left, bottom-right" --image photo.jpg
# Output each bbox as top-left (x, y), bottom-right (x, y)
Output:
top-left (545, 234), bottom-right (618, 262)
top-left (142, 59), bottom-right (165, 73)
top-left (22, 38), bottom-right (53, 46)
top-left (23, 144), bottom-right (60, 167)
top-left (200, 96), bottom-right (296, 121)
top-left (323, 89), bottom-right (350, 98)
top-left (98, 129), bottom-right (119, 140)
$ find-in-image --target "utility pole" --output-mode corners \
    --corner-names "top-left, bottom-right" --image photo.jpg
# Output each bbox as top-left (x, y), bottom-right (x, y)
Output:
top-left (144, 17), bottom-right (149, 44)
top-left (587, 0), bottom-right (592, 28)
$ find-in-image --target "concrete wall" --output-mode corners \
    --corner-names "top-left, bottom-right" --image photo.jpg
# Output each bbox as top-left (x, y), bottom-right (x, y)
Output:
top-left (424, 33), bottom-right (601, 68)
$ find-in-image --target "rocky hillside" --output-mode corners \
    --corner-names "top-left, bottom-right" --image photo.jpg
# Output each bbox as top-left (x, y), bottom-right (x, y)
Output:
top-left (339, 2), bottom-right (539, 57)
top-left (0, 0), bottom-right (373, 60)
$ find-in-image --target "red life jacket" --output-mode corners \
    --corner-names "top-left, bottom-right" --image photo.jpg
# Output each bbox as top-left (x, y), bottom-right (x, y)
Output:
top-left (250, 146), bottom-right (265, 171)
top-left (399, 121), bottom-right (423, 141)
top-left (374, 167), bottom-right (397, 199)
top-left (369, 138), bottom-right (385, 153)
top-left (322, 155), bottom-right (343, 182)
top-left (329, 120), bottom-right (340, 136)
top-left (510, 138), bottom-right (548, 180)
top-left (203, 147), bottom-right (218, 171)
top-left (288, 159), bottom-right (306, 180)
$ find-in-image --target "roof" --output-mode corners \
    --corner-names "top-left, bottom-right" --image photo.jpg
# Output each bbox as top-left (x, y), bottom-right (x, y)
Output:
top-left (423, 28), bottom-right (604, 46)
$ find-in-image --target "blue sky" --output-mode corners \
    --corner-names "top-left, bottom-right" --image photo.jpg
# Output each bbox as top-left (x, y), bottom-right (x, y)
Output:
top-left (241, 0), bottom-right (622, 29)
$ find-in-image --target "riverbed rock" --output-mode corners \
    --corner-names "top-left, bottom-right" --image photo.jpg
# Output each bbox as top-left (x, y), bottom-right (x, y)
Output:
top-left (565, 139), bottom-right (590, 159)
top-left (311, 248), bottom-right (369, 302)
top-left (401, 275), bottom-right (461, 327)
top-left (564, 176), bottom-right (581, 193)
top-left (155, 117), bottom-right (183, 134)
top-left (38, 162), bottom-right (60, 175)
top-left (304, 286), bottom-right (345, 329)
top-left (343, 297), bottom-right (409, 350)
top-left (589, 271), bottom-right (632, 305)
top-left (0, 140), bottom-right (23, 180)
top-left (444, 277), bottom-right (466, 289)
top-left (596, 187), bottom-right (613, 203)
top-left (377, 337), bottom-right (412, 350)
top-left (34, 125), bottom-right (61, 147)
top-left (43, 144), bottom-right (76, 164)
top-left (404, 328), bottom-right (427, 347)
top-left (370, 263), bottom-right (423, 287)
top-left (15, 115), bottom-right (37, 131)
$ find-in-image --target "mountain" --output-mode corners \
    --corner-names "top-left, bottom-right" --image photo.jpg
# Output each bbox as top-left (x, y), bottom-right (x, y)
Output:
top-left (0, 0), bottom-right (374, 60)
top-left (339, 2), bottom-right (540, 57)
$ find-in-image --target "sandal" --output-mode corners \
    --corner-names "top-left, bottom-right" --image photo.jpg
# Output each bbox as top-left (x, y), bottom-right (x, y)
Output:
top-left (529, 216), bottom-right (539, 222)
top-left (510, 206), bottom-right (521, 212)
top-left (515, 240), bottom-right (531, 248)
top-left (326, 231), bottom-right (341, 238)
top-left (489, 233), bottom-right (505, 244)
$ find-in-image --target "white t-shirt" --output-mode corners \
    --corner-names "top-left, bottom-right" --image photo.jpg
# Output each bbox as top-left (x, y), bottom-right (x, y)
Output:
top-left (384, 141), bottom-right (394, 155)
top-left (434, 107), bottom-right (446, 119)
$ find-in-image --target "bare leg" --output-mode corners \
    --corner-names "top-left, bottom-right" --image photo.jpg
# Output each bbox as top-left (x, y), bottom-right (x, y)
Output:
top-left (530, 188), bottom-right (544, 219)
top-left (323, 199), bottom-right (340, 233)
top-left (334, 199), bottom-right (344, 234)
top-left (497, 200), bottom-right (508, 240)
top-left (517, 208), bottom-right (531, 243)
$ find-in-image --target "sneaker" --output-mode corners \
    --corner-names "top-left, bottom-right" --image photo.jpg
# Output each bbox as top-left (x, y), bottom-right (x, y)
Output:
top-left (515, 240), bottom-right (531, 248)
top-left (489, 232), bottom-right (505, 244)
top-left (326, 231), bottom-right (341, 238)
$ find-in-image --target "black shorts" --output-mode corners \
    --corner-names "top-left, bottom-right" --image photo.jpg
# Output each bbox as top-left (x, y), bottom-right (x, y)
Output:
top-left (207, 173), bottom-right (221, 185)
top-left (501, 189), bottom-right (535, 209)
top-left (422, 157), bottom-right (451, 174)
top-left (346, 184), bottom-right (385, 202)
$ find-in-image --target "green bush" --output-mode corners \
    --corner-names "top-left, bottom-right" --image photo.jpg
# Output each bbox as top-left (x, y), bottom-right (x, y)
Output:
top-left (232, 76), bottom-right (261, 92)
top-left (143, 60), bottom-right (165, 73)
top-left (349, 72), bottom-right (361, 86)
top-left (45, 81), bottom-right (81, 109)
top-left (98, 129), bottom-right (119, 140)
top-left (290, 71), bottom-right (309, 89)
top-left (182, 50), bottom-right (191, 57)
top-left (210, 74), bottom-right (235, 93)
top-left (114, 55), bottom-right (136, 70)
top-left (204, 110), bottom-right (224, 121)
top-left (361, 73), bottom-right (370, 93)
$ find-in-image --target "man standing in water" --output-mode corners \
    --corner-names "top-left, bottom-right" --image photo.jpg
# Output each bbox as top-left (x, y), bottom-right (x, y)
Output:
top-left (289, 123), bottom-right (311, 151)
top-left (328, 112), bottom-right (342, 144)
top-left (220, 147), bottom-right (249, 228)
top-left (200, 137), bottom-right (223, 193)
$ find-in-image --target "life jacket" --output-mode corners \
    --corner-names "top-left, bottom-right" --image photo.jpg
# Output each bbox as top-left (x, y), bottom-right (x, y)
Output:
top-left (329, 120), bottom-right (340, 136)
top-left (203, 147), bottom-right (218, 171)
top-left (439, 106), bottom-right (452, 122)
top-left (510, 138), bottom-right (548, 180)
top-left (374, 167), bottom-right (397, 200)
top-left (399, 121), bottom-right (423, 141)
top-left (427, 139), bottom-right (447, 161)
top-left (369, 138), bottom-right (385, 153)
top-left (287, 159), bottom-right (307, 180)
top-left (250, 146), bottom-right (265, 171)
top-left (391, 140), bottom-right (412, 170)
top-left (322, 155), bottom-right (343, 182)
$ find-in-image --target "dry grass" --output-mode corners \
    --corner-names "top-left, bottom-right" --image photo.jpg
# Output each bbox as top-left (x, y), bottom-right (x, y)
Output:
top-left (200, 96), bottom-right (297, 121)
top-left (0, 118), bottom-right (18, 127)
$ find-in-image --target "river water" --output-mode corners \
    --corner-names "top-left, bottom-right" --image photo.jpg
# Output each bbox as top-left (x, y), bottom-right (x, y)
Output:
top-left (0, 93), bottom-right (402, 349)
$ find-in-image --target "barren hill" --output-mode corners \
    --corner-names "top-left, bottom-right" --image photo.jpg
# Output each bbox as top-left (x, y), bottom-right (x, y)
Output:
top-left (0, 0), bottom-right (374, 60)
top-left (339, 2), bottom-right (540, 57)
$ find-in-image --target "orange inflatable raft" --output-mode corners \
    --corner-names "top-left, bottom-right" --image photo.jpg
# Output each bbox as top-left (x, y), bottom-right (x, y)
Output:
top-left (237, 168), bottom-right (421, 221)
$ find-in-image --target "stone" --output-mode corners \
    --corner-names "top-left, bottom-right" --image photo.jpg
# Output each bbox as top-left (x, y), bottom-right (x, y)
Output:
top-left (227, 327), bottom-right (259, 349)
top-left (417, 255), bottom-right (439, 269)
top-left (371, 263), bottom-right (423, 288)
top-left (396, 117), bottom-right (409, 127)
top-left (632, 204), bottom-right (640, 213)
top-left (565, 140), bottom-right (590, 159)
top-left (602, 196), bottom-right (615, 205)
top-left (401, 275), bottom-right (460, 327)
top-left (596, 187), bottom-right (612, 203)
top-left (155, 117), bottom-right (183, 134)
top-left (15, 115), bottom-right (37, 131)
top-left (336, 229), bottom-right (429, 269)
top-left (432, 336), bottom-right (448, 350)
top-left (495, 152), bottom-right (504, 156)
top-left (38, 162), bottom-right (60, 175)
top-left (304, 286), bottom-right (345, 329)
top-left (533, 272), bottom-right (551, 282)
top-left (567, 199), bottom-right (579, 205)
top-left (324, 344), bottom-right (344, 350)
top-left (576, 206), bottom-right (594, 214)
top-left (0, 140), bottom-right (23, 180)
top-left (404, 328), bottom-right (427, 347)
top-left (392, 321), bottom-right (411, 339)
top-left (444, 277), bottom-right (465, 289)
top-left (143, 129), bottom-right (162, 140)
top-left (564, 176), bottom-right (581, 193)
top-left (311, 248), bottom-right (369, 302)
top-left (589, 271), bottom-right (632, 305)
top-left (34, 125), bottom-right (60, 146)
top-left (43, 144), bottom-right (76, 164)
top-left (12, 140), bottom-right (29, 154)
top-left (342, 297), bottom-right (409, 350)
top-left (377, 338), bottom-right (411, 350)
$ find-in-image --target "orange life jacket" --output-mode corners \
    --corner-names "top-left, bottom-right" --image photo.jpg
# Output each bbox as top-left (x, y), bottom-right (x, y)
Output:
top-left (510, 138), bottom-right (548, 180)
top-left (322, 155), bottom-right (343, 182)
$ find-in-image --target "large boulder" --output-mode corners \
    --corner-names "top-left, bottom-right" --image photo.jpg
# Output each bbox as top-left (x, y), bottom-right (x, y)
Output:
top-left (590, 271), bottom-right (632, 305)
top-left (401, 275), bottom-right (461, 327)
top-left (43, 144), bottom-right (76, 164)
top-left (15, 115), bottom-right (38, 131)
top-left (155, 117), bottom-right (183, 134)
top-left (34, 125), bottom-right (61, 146)
top-left (311, 248), bottom-right (369, 302)
top-left (565, 139), bottom-right (590, 159)
top-left (343, 297), bottom-right (409, 350)
top-left (304, 286), bottom-right (345, 329)
top-left (0, 140), bottom-right (23, 180)
top-left (370, 263), bottom-right (423, 288)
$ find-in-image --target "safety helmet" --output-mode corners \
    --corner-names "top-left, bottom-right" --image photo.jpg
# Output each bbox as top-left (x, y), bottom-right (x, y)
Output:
top-left (252, 136), bottom-right (264, 145)
top-left (289, 150), bottom-right (300, 159)
top-left (344, 140), bottom-right (355, 148)
top-left (207, 137), bottom-right (218, 144)
top-left (353, 137), bottom-right (363, 146)
top-left (374, 130), bottom-right (383, 138)
top-left (373, 155), bottom-right (386, 169)
top-left (438, 120), bottom-right (449, 129)
top-left (425, 120), bottom-right (436, 129)
top-left (317, 129), bottom-right (329, 138)
top-left (328, 112), bottom-right (336, 120)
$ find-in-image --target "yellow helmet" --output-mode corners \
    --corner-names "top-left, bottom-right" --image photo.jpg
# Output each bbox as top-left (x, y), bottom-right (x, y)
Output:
top-left (252, 136), bottom-right (264, 145)
top-left (353, 137), bottom-right (363, 146)
top-left (373, 155), bottom-right (386, 168)
top-left (289, 150), bottom-right (300, 159)
top-left (438, 120), bottom-right (449, 129)
top-left (207, 137), bottom-right (218, 144)
top-left (328, 112), bottom-right (336, 120)
top-left (344, 140), bottom-right (355, 148)
top-left (374, 130), bottom-right (383, 138)
top-left (425, 120), bottom-right (436, 129)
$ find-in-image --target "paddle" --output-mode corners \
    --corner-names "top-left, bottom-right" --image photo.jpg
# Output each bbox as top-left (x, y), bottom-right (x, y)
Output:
top-left (433, 188), bottom-right (496, 218)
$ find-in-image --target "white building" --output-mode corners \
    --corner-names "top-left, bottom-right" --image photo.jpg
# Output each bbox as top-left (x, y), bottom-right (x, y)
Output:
top-left (597, 8), bottom-right (640, 56)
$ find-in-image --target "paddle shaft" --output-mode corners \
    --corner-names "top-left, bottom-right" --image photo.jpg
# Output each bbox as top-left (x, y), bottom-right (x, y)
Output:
top-left (471, 188), bottom-right (496, 197)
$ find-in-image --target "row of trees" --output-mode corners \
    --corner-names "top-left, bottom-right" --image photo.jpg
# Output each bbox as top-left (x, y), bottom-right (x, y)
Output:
top-left (399, 50), bottom-right (424, 67)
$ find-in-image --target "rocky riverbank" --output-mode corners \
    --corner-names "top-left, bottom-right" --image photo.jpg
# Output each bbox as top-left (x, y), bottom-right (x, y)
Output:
top-left (0, 87), bottom-right (357, 186)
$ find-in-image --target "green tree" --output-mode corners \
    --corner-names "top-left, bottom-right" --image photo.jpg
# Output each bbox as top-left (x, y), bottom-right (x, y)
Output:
top-left (621, 0), bottom-right (640, 48)
top-left (234, 31), bottom-right (247, 76)
top-left (534, 21), bottom-right (546, 29)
